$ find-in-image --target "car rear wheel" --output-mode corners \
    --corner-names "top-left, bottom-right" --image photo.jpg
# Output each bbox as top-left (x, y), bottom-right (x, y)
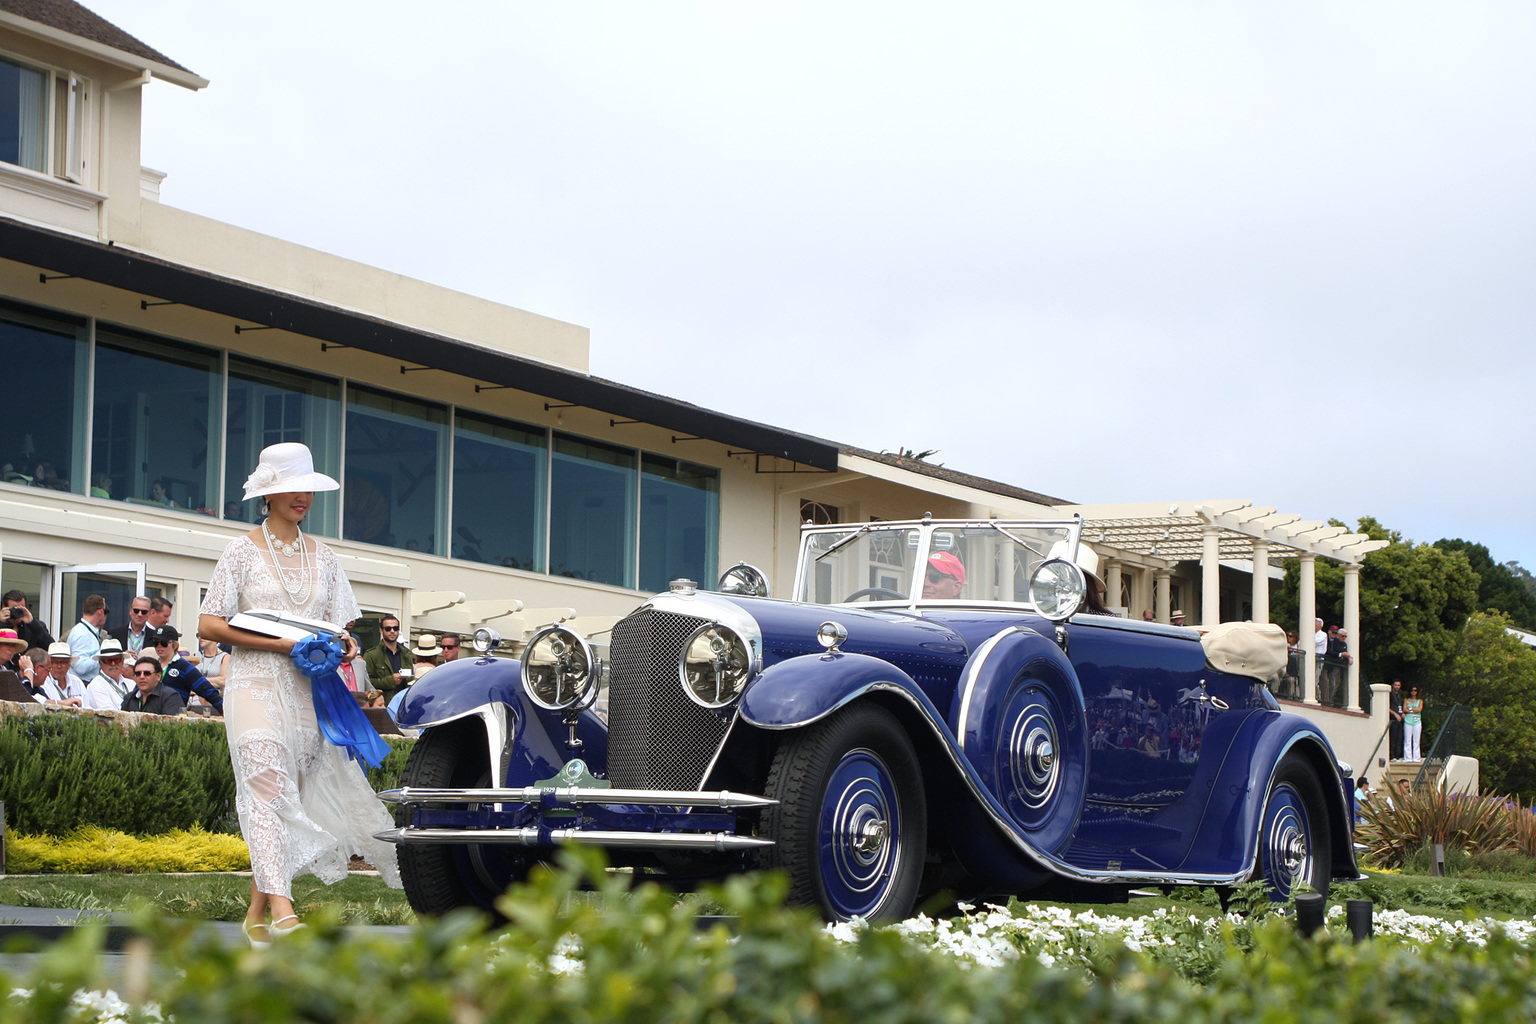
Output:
top-left (397, 722), bottom-right (548, 918)
top-left (760, 704), bottom-right (926, 922)
top-left (1256, 756), bottom-right (1332, 901)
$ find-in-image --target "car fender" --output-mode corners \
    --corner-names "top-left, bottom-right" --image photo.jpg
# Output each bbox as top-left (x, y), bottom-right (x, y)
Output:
top-left (395, 656), bottom-right (609, 787)
top-left (738, 651), bottom-right (942, 731)
top-left (1179, 712), bottom-right (1358, 879)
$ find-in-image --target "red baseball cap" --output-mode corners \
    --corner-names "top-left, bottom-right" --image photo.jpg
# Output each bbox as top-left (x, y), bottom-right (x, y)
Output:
top-left (928, 552), bottom-right (966, 584)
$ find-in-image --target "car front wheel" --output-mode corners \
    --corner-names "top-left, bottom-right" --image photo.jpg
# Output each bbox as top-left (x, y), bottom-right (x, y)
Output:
top-left (759, 704), bottom-right (926, 922)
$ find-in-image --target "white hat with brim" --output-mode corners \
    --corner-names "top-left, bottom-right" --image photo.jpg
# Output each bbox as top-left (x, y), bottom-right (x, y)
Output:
top-left (242, 442), bottom-right (340, 500)
top-left (99, 638), bottom-right (125, 658)
top-left (47, 641), bottom-right (74, 661)
top-left (412, 635), bottom-right (443, 659)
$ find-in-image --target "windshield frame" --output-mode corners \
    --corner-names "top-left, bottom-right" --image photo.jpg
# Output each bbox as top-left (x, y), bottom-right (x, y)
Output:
top-left (791, 517), bottom-right (1084, 611)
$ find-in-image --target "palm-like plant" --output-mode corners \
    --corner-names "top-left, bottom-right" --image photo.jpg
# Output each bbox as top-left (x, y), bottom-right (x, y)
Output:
top-left (1355, 786), bottom-right (1518, 868)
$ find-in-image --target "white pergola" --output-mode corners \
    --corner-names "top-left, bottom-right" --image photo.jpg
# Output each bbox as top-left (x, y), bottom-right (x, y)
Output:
top-left (1056, 500), bottom-right (1389, 710)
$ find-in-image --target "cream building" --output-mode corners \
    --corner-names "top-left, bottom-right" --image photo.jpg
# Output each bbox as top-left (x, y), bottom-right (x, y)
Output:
top-left (0, 2), bottom-right (1393, 771)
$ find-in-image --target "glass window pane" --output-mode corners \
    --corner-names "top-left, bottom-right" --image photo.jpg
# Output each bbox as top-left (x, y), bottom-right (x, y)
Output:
top-left (452, 412), bottom-right (546, 571)
top-left (0, 300), bottom-right (87, 494)
top-left (343, 385), bottom-right (447, 554)
top-left (550, 434), bottom-right (635, 587)
top-left (92, 328), bottom-right (223, 515)
top-left (639, 455), bottom-right (718, 593)
top-left (0, 57), bottom-right (47, 171)
top-left (225, 358), bottom-right (341, 534)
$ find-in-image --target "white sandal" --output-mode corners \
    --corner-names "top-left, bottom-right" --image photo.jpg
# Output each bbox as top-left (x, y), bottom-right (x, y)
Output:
top-left (269, 914), bottom-right (306, 938)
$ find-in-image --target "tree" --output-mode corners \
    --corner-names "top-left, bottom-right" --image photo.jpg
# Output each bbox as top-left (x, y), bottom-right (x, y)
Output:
top-left (1272, 516), bottom-right (1479, 687)
top-left (1432, 539), bottom-right (1536, 631)
top-left (1434, 611), bottom-right (1536, 801)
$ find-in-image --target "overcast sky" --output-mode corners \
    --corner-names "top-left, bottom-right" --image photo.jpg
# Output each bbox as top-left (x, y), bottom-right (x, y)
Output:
top-left (89, 1), bottom-right (1536, 570)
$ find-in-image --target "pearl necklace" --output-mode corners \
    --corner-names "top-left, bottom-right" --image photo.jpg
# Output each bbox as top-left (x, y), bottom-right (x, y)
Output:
top-left (262, 521), bottom-right (313, 603)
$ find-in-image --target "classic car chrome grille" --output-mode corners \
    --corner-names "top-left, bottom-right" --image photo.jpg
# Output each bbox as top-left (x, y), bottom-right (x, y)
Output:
top-left (607, 607), bottom-right (732, 790)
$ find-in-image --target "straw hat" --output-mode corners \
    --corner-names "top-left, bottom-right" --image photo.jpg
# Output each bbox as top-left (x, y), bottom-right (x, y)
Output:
top-left (0, 628), bottom-right (27, 650)
top-left (411, 634), bottom-right (443, 659)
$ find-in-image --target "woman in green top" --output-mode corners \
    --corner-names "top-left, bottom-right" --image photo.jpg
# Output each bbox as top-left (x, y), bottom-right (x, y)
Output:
top-left (1403, 686), bottom-right (1425, 761)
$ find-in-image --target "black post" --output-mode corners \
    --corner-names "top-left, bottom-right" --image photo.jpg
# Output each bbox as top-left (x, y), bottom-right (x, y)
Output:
top-left (1345, 899), bottom-right (1373, 943)
top-left (1294, 893), bottom-right (1326, 937)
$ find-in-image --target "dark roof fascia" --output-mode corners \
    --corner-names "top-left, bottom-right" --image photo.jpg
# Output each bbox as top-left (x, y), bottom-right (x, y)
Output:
top-left (0, 218), bottom-right (839, 470)
top-left (839, 444), bottom-right (1071, 506)
top-left (0, 0), bottom-right (201, 82)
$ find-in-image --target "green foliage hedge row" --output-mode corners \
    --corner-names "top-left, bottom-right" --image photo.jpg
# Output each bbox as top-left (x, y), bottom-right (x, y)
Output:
top-left (0, 713), bottom-right (413, 838)
top-left (6, 852), bottom-right (1535, 1024)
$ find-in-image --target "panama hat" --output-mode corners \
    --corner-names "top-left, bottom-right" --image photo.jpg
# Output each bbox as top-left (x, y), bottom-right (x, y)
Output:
top-left (242, 443), bottom-right (340, 500)
top-left (412, 634), bottom-right (443, 659)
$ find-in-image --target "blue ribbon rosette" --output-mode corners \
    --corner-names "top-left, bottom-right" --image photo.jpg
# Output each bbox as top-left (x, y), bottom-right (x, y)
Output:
top-left (290, 633), bottom-right (392, 770)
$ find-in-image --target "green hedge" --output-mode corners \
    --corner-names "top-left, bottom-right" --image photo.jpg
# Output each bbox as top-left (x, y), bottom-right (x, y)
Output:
top-left (0, 713), bottom-right (413, 838)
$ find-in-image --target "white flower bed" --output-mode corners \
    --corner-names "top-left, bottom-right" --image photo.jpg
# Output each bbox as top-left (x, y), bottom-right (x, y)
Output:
top-left (826, 900), bottom-right (1536, 970)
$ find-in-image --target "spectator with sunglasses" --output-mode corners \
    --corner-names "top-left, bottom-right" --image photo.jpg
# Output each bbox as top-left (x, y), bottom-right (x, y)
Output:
top-left (121, 656), bottom-right (186, 715)
top-left (439, 633), bottom-right (463, 662)
top-left (364, 615), bottom-right (407, 699)
top-left (110, 596), bottom-right (155, 656)
top-left (922, 552), bottom-right (967, 599)
top-left (147, 625), bottom-right (224, 714)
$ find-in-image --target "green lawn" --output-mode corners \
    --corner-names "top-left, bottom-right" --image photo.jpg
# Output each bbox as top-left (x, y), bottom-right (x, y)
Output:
top-left (1, 869), bottom-right (1533, 928)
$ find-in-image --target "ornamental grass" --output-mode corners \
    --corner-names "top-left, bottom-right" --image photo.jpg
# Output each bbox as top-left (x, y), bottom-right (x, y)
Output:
top-left (4, 825), bottom-right (250, 874)
top-left (1355, 785), bottom-right (1529, 869)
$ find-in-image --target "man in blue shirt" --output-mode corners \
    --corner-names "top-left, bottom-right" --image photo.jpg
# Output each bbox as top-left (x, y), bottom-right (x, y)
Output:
top-left (148, 626), bottom-right (224, 714)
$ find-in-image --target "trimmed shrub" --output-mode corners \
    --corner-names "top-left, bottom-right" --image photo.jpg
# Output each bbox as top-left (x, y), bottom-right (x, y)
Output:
top-left (5, 825), bottom-right (250, 873)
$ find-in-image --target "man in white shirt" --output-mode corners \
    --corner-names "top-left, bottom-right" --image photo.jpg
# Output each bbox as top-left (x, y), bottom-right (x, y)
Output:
top-left (40, 642), bottom-right (87, 706)
top-left (66, 594), bottom-right (109, 684)
top-left (84, 638), bottom-right (134, 710)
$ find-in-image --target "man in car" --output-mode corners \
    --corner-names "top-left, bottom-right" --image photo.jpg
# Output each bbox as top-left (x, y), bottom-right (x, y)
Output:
top-left (922, 552), bottom-right (966, 599)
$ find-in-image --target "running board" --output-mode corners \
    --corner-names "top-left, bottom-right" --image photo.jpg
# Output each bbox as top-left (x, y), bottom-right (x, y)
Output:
top-left (374, 827), bottom-right (773, 850)
top-left (377, 786), bottom-right (777, 809)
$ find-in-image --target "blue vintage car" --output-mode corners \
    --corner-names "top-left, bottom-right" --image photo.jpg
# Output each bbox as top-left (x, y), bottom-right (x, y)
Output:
top-left (378, 517), bottom-right (1358, 922)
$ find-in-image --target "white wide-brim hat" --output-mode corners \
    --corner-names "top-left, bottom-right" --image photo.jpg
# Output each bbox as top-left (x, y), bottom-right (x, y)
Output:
top-left (243, 443), bottom-right (340, 500)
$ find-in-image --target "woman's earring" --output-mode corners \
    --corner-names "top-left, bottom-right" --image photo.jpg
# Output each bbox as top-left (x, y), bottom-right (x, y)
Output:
top-left (261, 499), bottom-right (270, 517)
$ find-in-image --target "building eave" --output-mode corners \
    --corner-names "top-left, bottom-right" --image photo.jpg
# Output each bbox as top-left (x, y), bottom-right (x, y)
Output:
top-left (0, 8), bottom-right (207, 89)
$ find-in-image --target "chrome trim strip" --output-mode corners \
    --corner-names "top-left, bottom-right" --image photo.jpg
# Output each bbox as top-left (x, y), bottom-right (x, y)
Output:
top-left (379, 786), bottom-right (777, 809)
top-left (955, 626), bottom-right (1030, 757)
top-left (375, 827), bottom-right (773, 851)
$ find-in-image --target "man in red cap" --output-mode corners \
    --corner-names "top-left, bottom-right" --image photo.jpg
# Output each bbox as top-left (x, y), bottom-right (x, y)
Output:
top-left (922, 551), bottom-right (967, 599)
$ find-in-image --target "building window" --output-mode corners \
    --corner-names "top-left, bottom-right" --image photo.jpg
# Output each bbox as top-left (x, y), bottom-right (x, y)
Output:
top-left (639, 455), bottom-right (718, 593)
top-left (550, 434), bottom-right (635, 587)
top-left (92, 327), bottom-right (222, 513)
top-left (452, 411), bottom-right (547, 571)
top-left (225, 357), bottom-right (341, 533)
top-left (800, 500), bottom-right (840, 525)
top-left (0, 299), bottom-right (87, 493)
top-left (0, 56), bottom-right (87, 181)
top-left (343, 385), bottom-right (447, 554)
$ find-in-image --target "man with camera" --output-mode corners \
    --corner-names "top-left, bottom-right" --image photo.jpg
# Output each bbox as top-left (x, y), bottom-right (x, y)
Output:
top-left (2, 589), bottom-right (55, 655)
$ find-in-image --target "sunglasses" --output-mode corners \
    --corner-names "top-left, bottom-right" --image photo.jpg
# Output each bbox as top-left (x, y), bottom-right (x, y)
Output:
top-left (130, 608), bottom-right (149, 615)
top-left (133, 670), bottom-right (157, 678)
top-left (440, 643), bottom-right (459, 650)
top-left (926, 569), bottom-right (956, 583)
top-left (381, 626), bottom-right (399, 631)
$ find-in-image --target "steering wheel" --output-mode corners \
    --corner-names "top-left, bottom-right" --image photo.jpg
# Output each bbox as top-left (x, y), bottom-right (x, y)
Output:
top-left (842, 587), bottom-right (908, 602)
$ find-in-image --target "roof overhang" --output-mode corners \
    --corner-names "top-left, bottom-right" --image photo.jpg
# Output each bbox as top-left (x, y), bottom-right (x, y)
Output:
top-left (1058, 499), bottom-right (1390, 567)
top-left (0, 217), bottom-right (839, 469)
top-left (0, 9), bottom-right (208, 90)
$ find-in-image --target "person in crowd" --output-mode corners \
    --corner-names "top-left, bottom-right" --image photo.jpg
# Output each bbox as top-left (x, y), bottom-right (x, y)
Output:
top-left (362, 689), bottom-right (387, 709)
top-left (148, 626), bottom-right (224, 714)
top-left (66, 594), bottom-right (108, 684)
top-left (1141, 609), bottom-right (1155, 622)
top-left (1171, 609), bottom-right (1186, 626)
top-left (439, 633), bottom-right (462, 662)
top-left (197, 441), bottom-right (401, 947)
top-left (1355, 776), bottom-right (1372, 805)
top-left (21, 646), bottom-right (49, 697)
top-left (1137, 722), bottom-right (1162, 757)
top-left (90, 473), bottom-right (112, 499)
top-left (364, 614), bottom-right (407, 700)
top-left (199, 634), bottom-right (228, 688)
top-left (40, 642), bottom-right (86, 706)
top-left (388, 634), bottom-right (443, 717)
top-left (1389, 679), bottom-right (1405, 759)
top-left (110, 596), bottom-right (155, 656)
top-left (147, 597), bottom-right (173, 631)
top-left (922, 552), bottom-right (966, 599)
top-left (2, 589), bottom-right (55, 650)
top-left (121, 656), bottom-right (185, 715)
top-left (0, 629), bottom-right (32, 700)
top-left (148, 479), bottom-right (176, 507)
top-left (84, 639), bottom-right (134, 710)
top-left (1403, 685), bottom-right (1425, 762)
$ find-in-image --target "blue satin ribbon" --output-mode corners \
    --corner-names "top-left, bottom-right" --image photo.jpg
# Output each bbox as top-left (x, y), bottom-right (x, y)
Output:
top-left (291, 634), bottom-right (392, 770)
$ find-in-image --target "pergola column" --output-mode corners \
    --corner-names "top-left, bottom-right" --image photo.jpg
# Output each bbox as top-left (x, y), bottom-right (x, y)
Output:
top-left (1344, 563), bottom-right (1361, 712)
top-left (1154, 570), bottom-right (1171, 623)
top-left (1201, 525), bottom-right (1221, 625)
top-left (1299, 554), bottom-right (1317, 704)
top-left (1101, 557), bottom-right (1119, 610)
top-left (1250, 540), bottom-right (1270, 625)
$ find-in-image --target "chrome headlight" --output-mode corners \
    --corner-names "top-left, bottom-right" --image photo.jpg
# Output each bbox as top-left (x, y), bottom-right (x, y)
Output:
top-left (520, 625), bottom-right (600, 711)
top-left (1029, 558), bottom-right (1087, 622)
top-left (471, 627), bottom-right (503, 655)
top-left (716, 562), bottom-right (770, 598)
top-left (680, 622), bottom-right (756, 708)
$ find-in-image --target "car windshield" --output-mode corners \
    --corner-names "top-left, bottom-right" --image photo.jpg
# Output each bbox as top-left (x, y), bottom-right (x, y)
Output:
top-left (795, 520), bottom-right (1081, 606)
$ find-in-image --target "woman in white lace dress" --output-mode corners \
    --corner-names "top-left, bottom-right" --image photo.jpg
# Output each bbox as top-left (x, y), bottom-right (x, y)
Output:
top-left (199, 443), bottom-right (401, 946)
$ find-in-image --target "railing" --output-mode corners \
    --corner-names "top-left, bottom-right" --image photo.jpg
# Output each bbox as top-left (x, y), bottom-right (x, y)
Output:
top-left (1273, 652), bottom-right (1357, 710)
top-left (1412, 705), bottom-right (1472, 792)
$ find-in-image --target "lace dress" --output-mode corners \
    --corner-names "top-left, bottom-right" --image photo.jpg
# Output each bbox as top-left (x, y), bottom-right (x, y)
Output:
top-left (200, 536), bottom-right (402, 897)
